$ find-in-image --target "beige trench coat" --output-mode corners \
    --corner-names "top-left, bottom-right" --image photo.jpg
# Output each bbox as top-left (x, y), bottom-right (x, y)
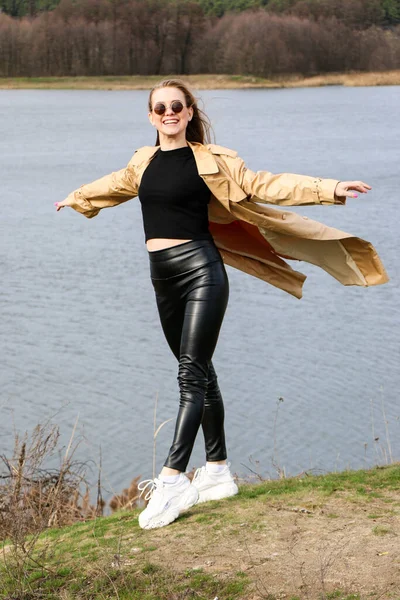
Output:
top-left (63, 141), bottom-right (388, 298)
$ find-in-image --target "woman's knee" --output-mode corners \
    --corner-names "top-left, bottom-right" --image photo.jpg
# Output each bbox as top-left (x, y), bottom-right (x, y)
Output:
top-left (177, 354), bottom-right (209, 404)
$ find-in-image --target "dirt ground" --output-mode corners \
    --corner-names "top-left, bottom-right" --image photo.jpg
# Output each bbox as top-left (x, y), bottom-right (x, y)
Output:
top-left (130, 488), bottom-right (400, 600)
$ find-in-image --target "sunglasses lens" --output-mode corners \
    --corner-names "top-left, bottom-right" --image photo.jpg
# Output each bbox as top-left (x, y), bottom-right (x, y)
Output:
top-left (154, 103), bottom-right (166, 115)
top-left (171, 101), bottom-right (184, 113)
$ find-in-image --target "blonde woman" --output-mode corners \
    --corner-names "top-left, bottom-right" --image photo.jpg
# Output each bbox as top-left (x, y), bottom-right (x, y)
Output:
top-left (55, 79), bottom-right (387, 530)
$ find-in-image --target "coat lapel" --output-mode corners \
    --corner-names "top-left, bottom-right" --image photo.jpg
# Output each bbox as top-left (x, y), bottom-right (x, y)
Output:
top-left (188, 141), bottom-right (220, 175)
top-left (188, 142), bottom-right (247, 209)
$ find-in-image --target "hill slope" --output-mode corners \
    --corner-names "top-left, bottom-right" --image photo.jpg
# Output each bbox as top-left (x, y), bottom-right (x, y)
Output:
top-left (1, 463), bottom-right (400, 600)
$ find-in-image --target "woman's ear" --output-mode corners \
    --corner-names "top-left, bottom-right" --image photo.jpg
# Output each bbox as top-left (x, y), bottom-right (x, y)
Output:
top-left (148, 112), bottom-right (154, 126)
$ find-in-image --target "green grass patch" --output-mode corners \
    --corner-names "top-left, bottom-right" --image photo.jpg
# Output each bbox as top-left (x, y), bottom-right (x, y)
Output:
top-left (372, 525), bottom-right (392, 536)
top-left (238, 463), bottom-right (400, 501)
top-left (194, 511), bottom-right (222, 523)
top-left (142, 562), bottom-right (160, 574)
top-left (326, 592), bottom-right (361, 600)
top-left (0, 543), bottom-right (250, 599)
top-left (0, 563), bottom-right (247, 599)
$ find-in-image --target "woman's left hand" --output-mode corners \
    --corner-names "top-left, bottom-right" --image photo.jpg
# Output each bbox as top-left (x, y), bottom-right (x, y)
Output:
top-left (334, 180), bottom-right (372, 199)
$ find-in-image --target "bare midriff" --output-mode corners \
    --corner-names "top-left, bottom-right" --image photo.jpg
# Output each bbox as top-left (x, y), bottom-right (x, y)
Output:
top-left (146, 238), bottom-right (192, 252)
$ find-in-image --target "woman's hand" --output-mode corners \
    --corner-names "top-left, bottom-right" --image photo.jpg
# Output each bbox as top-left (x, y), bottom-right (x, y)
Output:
top-left (335, 180), bottom-right (372, 199)
top-left (54, 200), bottom-right (68, 211)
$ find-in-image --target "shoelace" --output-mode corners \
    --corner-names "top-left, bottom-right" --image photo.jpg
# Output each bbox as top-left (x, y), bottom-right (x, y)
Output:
top-left (193, 462), bottom-right (231, 482)
top-left (193, 466), bottom-right (207, 483)
top-left (138, 478), bottom-right (162, 502)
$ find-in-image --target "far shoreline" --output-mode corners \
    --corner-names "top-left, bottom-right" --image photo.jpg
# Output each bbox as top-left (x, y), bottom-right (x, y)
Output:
top-left (1, 71), bottom-right (400, 90)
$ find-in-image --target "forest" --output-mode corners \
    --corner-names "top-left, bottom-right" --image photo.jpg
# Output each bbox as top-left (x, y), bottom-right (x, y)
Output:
top-left (2, 0), bottom-right (400, 22)
top-left (1, 0), bottom-right (400, 77)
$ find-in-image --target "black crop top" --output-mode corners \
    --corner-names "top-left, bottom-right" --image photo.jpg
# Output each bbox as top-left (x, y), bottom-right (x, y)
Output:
top-left (138, 146), bottom-right (212, 242)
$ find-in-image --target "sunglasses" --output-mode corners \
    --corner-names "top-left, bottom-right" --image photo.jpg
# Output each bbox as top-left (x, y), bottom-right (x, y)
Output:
top-left (153, 100), bottom-right (186, 116)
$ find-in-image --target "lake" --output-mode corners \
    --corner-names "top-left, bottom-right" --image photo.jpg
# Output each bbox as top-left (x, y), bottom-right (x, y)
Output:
top-left (1, 85), bottom-right (399, 501)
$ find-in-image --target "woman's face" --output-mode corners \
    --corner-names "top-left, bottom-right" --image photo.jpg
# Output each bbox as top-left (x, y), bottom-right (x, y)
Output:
top-left (148, 87), bottom-right (193, 142)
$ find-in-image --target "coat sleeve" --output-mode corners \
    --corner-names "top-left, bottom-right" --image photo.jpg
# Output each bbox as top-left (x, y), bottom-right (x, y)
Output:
top-left (62, 163), bottom-right (139, 219)
top-left (229, 155), bottom-right (346, 207)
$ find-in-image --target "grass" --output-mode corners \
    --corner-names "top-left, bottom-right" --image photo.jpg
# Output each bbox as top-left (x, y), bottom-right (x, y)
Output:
top-left (371, 524), bottom-right (393, 536)
top-left (1, 462), bottom-right (399, 599)
top-left (237, 461), bottom-right (400, 500)
top-left (0, 554), bottom-right (250, 599)
top-left (0, 71), bottom-right (400, 90)
top-left (325, 593), bottom-right (361, 600)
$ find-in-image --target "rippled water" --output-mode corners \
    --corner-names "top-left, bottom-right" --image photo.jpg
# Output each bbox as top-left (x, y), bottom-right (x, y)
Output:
top-left (1, 86), bottom-right (399, 499)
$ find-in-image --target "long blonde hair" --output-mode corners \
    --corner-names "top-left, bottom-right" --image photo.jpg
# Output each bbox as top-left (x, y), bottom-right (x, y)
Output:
top-left (148, 79), bottom-right (213, 146)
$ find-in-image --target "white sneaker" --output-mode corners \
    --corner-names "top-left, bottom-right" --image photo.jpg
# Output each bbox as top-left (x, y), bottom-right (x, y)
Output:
top-left (138, 473), bottom-right (199, 529)
top-left (192, 463), bottom-right (239, 504)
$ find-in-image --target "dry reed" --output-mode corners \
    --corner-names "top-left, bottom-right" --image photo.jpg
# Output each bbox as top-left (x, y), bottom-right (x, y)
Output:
top-left (0, 420), bottom-right (103, 544)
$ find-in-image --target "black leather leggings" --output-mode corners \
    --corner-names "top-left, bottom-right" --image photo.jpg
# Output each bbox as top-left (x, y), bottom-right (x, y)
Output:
top-left (149, 239), bottom-right (229, 472)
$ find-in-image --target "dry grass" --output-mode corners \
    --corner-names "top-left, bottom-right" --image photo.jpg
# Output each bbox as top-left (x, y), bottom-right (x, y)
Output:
top-left (109, 475), bottom-right (141, 512)
top-left (0, 420), bottom-right (104, 544)
top-left (0, 71), bottom-right (399, 90)
top-left (0, 419), bottom-right (106, 600)
top-left (282, 70), bottom-right (400, 88)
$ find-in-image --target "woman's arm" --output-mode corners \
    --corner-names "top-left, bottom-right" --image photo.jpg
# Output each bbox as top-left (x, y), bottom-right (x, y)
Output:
top-left (229, 155), bottom-right (370, 207)
top-left (55, 164), bottom-right (139, 218)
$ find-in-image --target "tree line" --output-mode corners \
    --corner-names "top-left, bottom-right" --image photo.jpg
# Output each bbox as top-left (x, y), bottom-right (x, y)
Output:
top-left (1, 0), bottom-right (400, 24)
top-left (0, 0), bottom-right (399, 77)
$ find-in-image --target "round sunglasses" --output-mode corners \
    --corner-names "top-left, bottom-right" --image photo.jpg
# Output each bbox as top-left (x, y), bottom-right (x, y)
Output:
top-left (153, 100), bottom-right (186, 116)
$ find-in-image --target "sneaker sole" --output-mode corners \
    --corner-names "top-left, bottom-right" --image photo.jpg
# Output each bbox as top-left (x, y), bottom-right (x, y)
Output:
top-left (139, 485), bottom-right (199, 530)
top-left (197, 482), bottom-right (238, 504)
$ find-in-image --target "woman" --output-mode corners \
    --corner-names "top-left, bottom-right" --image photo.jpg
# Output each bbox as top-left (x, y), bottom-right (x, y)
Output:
top-left (55, 79), bottom-right (387, 530)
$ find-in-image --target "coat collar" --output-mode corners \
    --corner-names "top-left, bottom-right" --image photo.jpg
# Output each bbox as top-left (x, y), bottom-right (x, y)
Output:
top-left (131, 141), bottom-right (220, 176)
top-left (188, 141), bottom-right (220, 175)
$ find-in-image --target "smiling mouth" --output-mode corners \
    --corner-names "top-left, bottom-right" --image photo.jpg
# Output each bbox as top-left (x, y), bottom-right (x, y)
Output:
top-left (163, 119), bottom-right (179, 125)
